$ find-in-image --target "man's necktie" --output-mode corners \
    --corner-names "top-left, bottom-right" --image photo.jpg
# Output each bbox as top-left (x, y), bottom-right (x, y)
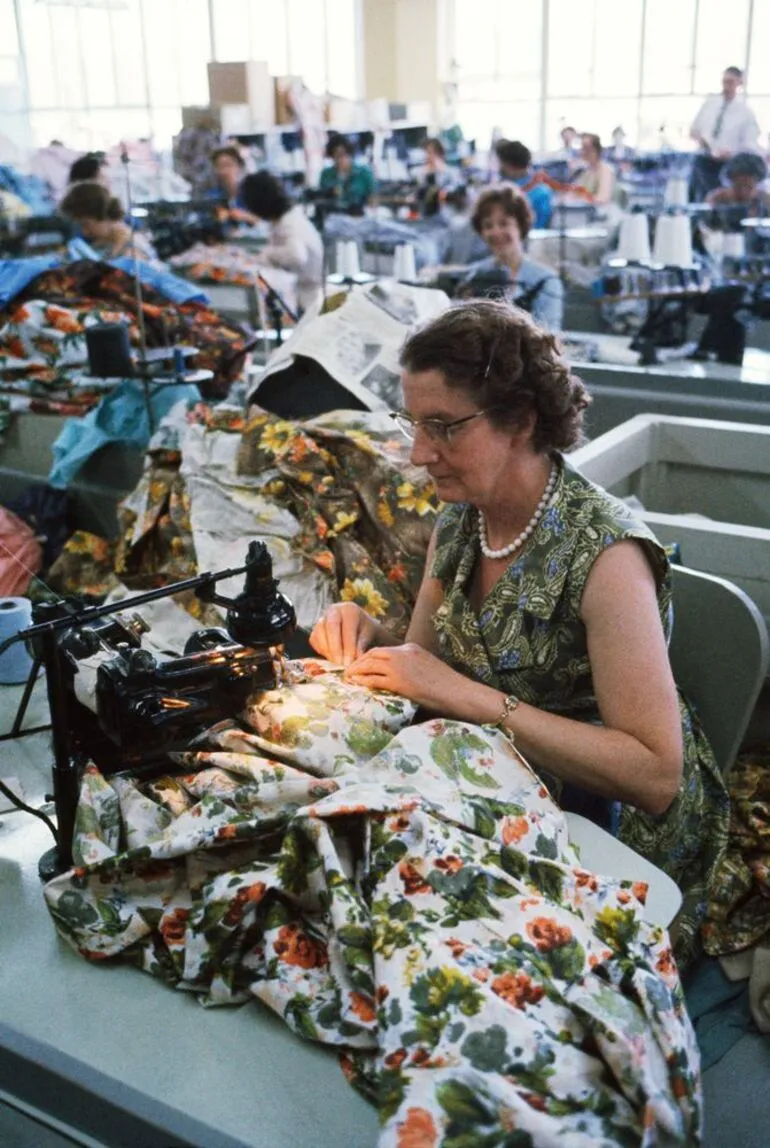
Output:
top-left (713, 101), bottom-right (728, 142)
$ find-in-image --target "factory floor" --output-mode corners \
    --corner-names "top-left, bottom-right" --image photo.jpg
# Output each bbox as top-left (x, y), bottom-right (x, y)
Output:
top-left (1, 677), bottom-right (768, 1148)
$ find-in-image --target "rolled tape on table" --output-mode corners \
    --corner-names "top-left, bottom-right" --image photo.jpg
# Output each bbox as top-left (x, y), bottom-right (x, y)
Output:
top-left (0, 597), bottom-right (33, 684)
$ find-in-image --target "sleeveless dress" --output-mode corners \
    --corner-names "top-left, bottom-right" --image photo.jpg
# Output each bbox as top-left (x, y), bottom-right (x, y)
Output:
top-left (430, 456), bottom-right (729, 964)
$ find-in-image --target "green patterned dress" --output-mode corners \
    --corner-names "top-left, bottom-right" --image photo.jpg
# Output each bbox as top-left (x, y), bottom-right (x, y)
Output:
top-left (430, 456), bottom-right (730, 964)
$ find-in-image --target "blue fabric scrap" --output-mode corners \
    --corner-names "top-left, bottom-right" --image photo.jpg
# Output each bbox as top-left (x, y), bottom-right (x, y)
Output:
top-left (48, 379), bottom-right (200, 489)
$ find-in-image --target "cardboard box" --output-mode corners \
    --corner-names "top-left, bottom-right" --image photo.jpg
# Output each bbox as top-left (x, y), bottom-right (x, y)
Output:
top-left (325, 94), bottom-right (366, 131)
top-left (181, 104), bottom-right (254, 134)
top-left (207, 61), bottom-right (274, 125)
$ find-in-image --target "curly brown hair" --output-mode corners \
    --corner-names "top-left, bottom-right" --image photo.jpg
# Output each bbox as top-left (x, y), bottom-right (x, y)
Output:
top-left (59, 180), bottom-right (123, 223)
top-left (471, 184), bottom-right (534, 241)
top-left (398, 299), bottom-right (590, 453)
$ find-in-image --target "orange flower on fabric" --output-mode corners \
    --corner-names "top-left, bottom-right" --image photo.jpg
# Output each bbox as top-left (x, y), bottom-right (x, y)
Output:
top-left (399, 860), bottom-right (431, 896)
top-left (527, 917), bottom-right (573, 952)
top-left (434, 855), bottom-right (463, 874)
top-left (491, 970), bottom-right (545, 1009)
top-left (349, 991), bottom-right (376, 1023)
top-left (396, 1106), bottom-right (438, 1148)
top-left (501, 815), bottom-right (530, 845)
top-left (160, 907), bottom-right (190, 946)
top-left (574, 869), bottom-right (599, 892)
top-left (44, 305), bottom-right (83, 333)
top-left (273, 923), bottom-right (328, 969)
top-left (656, 947), bottom-right (676, 977)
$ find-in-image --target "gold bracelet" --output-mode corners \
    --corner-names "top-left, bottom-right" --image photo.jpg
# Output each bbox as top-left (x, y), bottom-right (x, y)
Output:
top-left (496, 693), bottom-right (520, 741)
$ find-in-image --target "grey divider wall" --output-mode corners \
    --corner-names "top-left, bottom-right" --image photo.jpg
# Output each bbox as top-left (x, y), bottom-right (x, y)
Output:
top-left (0, 410), bottom-right (144, 538)
top-left (574, 349), bottom-right (770, 441)
top-left (570, 414), bottom-right (770, 634)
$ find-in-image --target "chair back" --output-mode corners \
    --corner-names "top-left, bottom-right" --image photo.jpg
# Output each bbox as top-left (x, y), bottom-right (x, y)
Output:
top-left (669, 565), bottom-right (769, 776)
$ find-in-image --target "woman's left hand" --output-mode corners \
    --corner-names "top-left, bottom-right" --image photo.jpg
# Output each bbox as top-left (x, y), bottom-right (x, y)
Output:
top-left (343, 643), bottom-right (467, 714)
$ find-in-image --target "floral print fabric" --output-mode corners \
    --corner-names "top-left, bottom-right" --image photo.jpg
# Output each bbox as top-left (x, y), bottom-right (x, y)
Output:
top-left (43, 662), bottom-right (701, 1147)
top-left (704, 749), bottom-right (770, 957)
top-left (430, 458), bottom-right (730, 967)
top-left (0, 261), bottom-right (249, 399)
top-left (48, 404), bottom-right (438, 638)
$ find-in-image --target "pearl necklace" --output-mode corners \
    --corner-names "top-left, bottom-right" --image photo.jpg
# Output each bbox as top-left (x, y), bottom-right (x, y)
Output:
top-left (478, 464), bottom-right (558, 560)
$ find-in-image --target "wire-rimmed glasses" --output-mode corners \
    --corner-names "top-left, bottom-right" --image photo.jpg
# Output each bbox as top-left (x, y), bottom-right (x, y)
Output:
top-left (390, 408), bottom-right (495, 445)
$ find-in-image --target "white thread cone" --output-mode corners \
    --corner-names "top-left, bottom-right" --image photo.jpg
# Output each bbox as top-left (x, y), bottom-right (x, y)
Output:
top-left (618, 213), bottom-right (651, 261)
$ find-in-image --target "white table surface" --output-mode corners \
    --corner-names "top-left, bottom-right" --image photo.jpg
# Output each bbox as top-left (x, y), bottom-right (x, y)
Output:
top-left (566, 331), bottom-right (770, 386)
top-left (0, 681), bottom-right (378, 1148)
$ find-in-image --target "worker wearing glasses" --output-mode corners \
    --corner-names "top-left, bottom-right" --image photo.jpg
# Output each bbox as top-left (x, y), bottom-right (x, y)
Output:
top-left (311, 299), bottom-right (728, 966)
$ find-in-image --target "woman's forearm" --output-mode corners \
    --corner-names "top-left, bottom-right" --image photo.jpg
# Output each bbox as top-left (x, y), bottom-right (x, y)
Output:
top-left (437, 677), bottom-right (682, 816)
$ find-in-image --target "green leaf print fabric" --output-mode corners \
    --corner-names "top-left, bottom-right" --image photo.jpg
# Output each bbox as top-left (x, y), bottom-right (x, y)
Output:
top-left (43, 661), bottom-right (701, 1146)
top-left (430, 457), bottom-right (730, 967)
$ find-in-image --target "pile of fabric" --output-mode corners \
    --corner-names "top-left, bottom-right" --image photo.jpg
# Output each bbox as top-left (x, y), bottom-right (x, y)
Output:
top-left (44, 661), bottom-right (702, 1146)
top-left (48, 403), bottom-right (438, 634)
top-left (0, 260), bottom-right (250, 406)
top-left (704, 748), bottom-right (770, 1035)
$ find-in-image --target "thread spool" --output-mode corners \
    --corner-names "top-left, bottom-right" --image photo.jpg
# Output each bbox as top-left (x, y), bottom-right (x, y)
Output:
top-left (653, 214), bottom-right (693, 267)
top-left (85, 323), bottom-right (134, 379)
top-left (664, 176), bottom-right (689, 208)
top-left (394, 243), bottom-right (417, 281)
top-left (653, 215), bottom-right (675, 264)
top-left (335, 240), bottom-right (348, 275)
top-left (343, 240), bottom-right (361, 278)
top-left (723, 233), bottom-right (746, 259)
top-left (0, 597), bottom-right (33, 684)
top-left (669, 214), bottom-right (693, 267)
top-left (617, 214), bottom-right (651, 262)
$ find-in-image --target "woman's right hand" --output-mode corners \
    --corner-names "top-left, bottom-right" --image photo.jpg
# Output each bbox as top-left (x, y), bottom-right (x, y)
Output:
top-left (309, 603), bottom-right (379, 666)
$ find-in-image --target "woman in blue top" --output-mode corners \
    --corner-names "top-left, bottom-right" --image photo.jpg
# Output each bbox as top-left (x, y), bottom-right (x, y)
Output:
top-left (210, 146), bottom-right (259, 227)
top-left (494, 139), bottom-right (553, 229)
top-left (461, 185), bottom-right (564, 331)
top-left (318, 135), bottom-right (376, 215)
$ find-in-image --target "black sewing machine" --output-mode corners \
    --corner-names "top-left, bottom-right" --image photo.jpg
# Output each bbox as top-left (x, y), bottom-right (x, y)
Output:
top-left (0, 541), bottom-right (296, 880)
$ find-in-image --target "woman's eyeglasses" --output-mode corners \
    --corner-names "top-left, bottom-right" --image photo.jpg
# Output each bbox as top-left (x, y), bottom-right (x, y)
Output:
top-left (390, 408), bottom-right (494, 445)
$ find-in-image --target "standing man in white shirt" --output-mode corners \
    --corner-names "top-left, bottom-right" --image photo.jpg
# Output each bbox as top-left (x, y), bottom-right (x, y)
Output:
top-left (689, 66), bottom-right (761, 201)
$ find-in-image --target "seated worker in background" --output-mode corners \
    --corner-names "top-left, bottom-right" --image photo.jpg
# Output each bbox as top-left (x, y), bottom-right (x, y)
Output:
top-left (572, 133), bottom-right (616, 207)
top-left (440, 186), bottom-right (490, 265)
top-left (495, 138), bottom-right (553, 229)
top-left (607, 125), bottom-right (635, 167)
top-left (68, 152), bottom-right (109, 188)
top-left (309, 298), bottom-right (729, 967)
top-left (240, 171), bottom-right (324, 313)
top-left (210, 145), bottom-right (259, 226)
top-left (416, 137), bottom-right (456, 218)
top-left (318, 135), bottom-right (376, 215)
top-left (59, 180), bottom-right (163, 267)
top-left (461, 185), bottom-right (564, 331)
top-left (706, 151), bottom-right (770, 216)
top-left (556, 124), bottom-right (580, 161)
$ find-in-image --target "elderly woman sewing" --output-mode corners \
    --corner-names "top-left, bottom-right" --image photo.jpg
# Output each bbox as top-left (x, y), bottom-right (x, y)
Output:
top-left (310, 299), bottom-right (729, 964)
